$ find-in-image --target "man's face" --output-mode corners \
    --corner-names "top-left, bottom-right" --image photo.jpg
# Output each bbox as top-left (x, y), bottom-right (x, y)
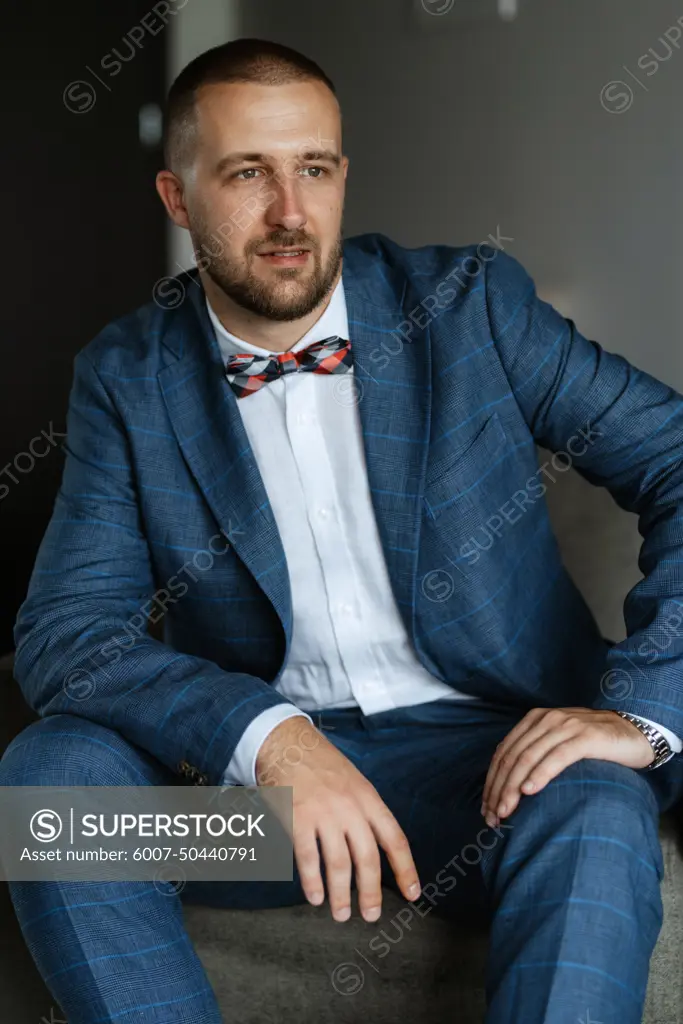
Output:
top-left (183, 79), bottom-right (348, 322)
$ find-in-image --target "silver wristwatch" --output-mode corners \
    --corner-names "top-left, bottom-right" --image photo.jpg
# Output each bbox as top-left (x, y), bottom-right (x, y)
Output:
top-left (615, 711), bottom-right (675, 770)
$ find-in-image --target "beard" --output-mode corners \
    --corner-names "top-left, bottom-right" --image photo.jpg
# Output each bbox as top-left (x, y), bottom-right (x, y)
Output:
top-left (191, 221), bottom-right (344, 323)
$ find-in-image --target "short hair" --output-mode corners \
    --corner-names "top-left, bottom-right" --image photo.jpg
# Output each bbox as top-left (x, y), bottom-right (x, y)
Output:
top-left (163, 38), bottom-right (338, 173)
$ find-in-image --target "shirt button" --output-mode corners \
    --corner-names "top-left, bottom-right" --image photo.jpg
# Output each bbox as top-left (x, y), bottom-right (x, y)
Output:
top-left (339, 602), bottom-right (354, 616)
top-left (318, 507), bottom-right (330, 519)
top-left (296, 412), bottom-right (307, 425)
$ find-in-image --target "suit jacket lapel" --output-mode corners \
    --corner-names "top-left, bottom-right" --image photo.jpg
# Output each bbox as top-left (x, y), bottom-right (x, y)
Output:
top-left (157, 272), bottom-right (292, 644)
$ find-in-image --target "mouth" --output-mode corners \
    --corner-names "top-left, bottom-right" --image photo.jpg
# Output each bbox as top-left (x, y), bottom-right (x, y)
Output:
top-left (257, 247), bottom-right (312, 267)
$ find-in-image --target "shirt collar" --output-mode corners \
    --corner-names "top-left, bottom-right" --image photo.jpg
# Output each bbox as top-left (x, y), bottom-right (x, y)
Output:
top-left (206, 276), bottom-right (349, 361)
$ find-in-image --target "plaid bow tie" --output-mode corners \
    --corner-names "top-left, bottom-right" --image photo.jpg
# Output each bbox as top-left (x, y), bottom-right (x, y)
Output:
top-left (224, 335), bottom-right (353, 399)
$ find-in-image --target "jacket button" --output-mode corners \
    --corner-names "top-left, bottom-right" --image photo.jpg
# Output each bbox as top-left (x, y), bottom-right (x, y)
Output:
top-left (177, 760), bottom-right (208, 785)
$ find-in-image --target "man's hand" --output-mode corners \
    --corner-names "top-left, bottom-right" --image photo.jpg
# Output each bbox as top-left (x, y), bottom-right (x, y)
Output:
top-left (481, 707), bottom-right (655, 828)
top-left (256, 716), bottom-right (421, 922)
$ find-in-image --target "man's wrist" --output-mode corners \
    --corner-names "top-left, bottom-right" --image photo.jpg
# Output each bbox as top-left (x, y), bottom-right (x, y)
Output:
top-left (222, 705), bottom-right (314, 787)
top-left (614, 711), bottom-right (675, 770)
top-left (255, 714), bottom-right (322, 785)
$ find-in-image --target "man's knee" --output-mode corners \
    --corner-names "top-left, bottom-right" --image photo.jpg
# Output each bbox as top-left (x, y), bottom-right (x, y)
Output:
top-left (497, 759), bottom-right (664, 885)
top-left (0, 714), bottom-right (165, 787)
top-left (510, 757), bottom-right (661, 843)
top-left (546, 757), bottom-right (659, 818)
top-left (531, 758), bottom-right (662, 865)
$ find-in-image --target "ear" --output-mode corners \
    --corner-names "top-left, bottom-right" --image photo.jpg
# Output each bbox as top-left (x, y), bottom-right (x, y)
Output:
top-left (155, 170), bottom-right (191, 229)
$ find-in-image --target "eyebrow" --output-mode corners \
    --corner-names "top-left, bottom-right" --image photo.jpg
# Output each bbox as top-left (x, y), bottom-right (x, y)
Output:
top-left (215, 149), bottom-right (342, 175)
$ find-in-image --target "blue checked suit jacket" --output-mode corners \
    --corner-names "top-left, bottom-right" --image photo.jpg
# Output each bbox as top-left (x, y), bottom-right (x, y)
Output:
top-left (13, 233), bottom-right (683, 784)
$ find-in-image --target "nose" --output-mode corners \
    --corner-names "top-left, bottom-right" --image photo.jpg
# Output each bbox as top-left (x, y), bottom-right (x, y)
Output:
top-left (264, 173), bottom-right (307, 232)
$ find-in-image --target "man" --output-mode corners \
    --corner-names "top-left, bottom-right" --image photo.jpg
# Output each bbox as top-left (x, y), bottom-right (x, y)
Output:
top-left (2, 36), bottom-right (683, 1024)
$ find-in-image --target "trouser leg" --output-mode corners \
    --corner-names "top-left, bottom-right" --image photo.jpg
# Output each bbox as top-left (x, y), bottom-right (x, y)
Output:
top-left (0, 714), bottom-right (304, 1023)
top-left (480, 757), bottom-right (665, 1024)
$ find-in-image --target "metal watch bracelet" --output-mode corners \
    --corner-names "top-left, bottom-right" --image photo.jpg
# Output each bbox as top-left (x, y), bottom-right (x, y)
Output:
top-left (614, 711), bottom-right (674, 770)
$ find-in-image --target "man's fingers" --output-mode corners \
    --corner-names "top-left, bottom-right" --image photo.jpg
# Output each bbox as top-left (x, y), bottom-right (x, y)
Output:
top-left (346, 820), bottom-right (383, 922)
top-left (483, 710), bottom-right (576, 813)
top-left (514, 736), bottom-right (591, 799)
top-left (294, 827), bottom-right (325, 907)
top-left (368, 805), bottom-right (421, 903)
top-left (481, 708), bottom-right (546, 809)
top-left (318, 822), bottom-right (353, 921)
top-left (486, 722), bottom-right (582, 819)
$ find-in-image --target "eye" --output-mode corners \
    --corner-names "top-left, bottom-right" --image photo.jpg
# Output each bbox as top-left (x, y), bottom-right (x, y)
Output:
top-left (299, 166), bottom-right (327, 178)
top-left (234, 168), bottom-right (263, 180)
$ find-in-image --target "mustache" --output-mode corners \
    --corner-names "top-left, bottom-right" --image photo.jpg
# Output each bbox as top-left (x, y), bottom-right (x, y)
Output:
top-left (250, 233), bottom-right (318, 254)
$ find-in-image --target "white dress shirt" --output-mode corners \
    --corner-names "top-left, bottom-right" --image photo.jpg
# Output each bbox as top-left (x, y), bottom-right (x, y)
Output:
top-left (207, 278), bottom-right (681, 786)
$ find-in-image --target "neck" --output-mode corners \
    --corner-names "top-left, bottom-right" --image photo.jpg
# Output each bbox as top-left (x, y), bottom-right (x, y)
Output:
top-left (200, 265), bottom-right (342, 352)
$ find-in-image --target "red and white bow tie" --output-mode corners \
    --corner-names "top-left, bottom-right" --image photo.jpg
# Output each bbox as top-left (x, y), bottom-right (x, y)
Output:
top-left (224, 336), bottom-right (353, 398)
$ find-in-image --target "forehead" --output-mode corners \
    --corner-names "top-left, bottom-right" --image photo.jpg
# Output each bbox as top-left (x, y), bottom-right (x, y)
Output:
top-left (194, 79), bottom-right (342, 156)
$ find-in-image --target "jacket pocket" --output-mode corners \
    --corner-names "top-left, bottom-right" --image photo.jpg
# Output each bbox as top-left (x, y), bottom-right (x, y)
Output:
top-left (423, 411), bottom-right (508, 520)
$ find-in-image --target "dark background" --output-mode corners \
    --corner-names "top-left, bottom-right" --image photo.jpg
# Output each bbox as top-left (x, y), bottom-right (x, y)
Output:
top-left (1, 0), bottom-right (167, 655)
top-left (1, 3), bottom-right (167, 1016)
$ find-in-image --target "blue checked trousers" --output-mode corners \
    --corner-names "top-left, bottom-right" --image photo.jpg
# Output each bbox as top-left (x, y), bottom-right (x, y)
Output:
top-left (2, 696), bottom-right (682, 1024)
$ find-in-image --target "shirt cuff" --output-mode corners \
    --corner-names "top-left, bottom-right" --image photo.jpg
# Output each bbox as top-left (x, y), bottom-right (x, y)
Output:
top-left (221, 705), bottom-right (314, 787)
top-left (629, 715), bottom-right (683, 755)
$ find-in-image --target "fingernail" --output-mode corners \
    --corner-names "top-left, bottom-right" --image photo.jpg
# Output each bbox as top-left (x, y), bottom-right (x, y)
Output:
top-left (309, 892), bottom-right (324, 905)
top-left (364, 906), bottom-right (381, 922)
top-left (334, 906), bottom-right (351, 922)
top-left (408, 882), bottom-right (421, 899)
top-left (497, 802), bottom-right (506, 815)
top-left (485, 813), bottom-right (497, 829)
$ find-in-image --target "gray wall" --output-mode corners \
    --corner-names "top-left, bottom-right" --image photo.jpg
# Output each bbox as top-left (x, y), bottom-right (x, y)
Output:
top-left (171, 0), bottom-right (683, 640)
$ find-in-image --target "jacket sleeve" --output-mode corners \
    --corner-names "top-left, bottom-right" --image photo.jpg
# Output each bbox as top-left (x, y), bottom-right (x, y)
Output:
top-left (12, 350), bottom-right (304, 785)
top-left (484, 249), bottom-right (683, 745)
